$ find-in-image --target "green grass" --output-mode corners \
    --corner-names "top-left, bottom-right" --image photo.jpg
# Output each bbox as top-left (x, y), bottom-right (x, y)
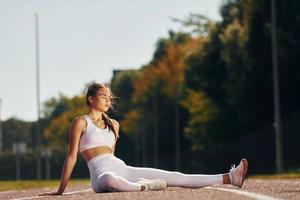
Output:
top-left (0, 179), bottom-right (89, 192)
top-left (250, 173), bottom-right (300, 180)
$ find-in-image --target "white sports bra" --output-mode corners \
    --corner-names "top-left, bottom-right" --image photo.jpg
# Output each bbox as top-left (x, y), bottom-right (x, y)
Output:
top-left (79, 115), bottom-right (116, 153)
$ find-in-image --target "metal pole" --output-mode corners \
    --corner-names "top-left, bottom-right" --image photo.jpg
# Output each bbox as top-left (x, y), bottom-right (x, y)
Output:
top-left (175, 86), bottom-right (180, 171)
top-left (142, 111), bottom-right (147, 166)
top-left (135, 130), bottom-right (140, 166)
top-left (271, 0), bottom-right (284, 173)
top-left (46, 148), bottom-right (52, 180)
top-left (46, 156), bottom-right (50, 180)
top-left (16, 143), bottom-right (20, 180)
top-left (141, 102), bottom-right (147, 166)
top-left (153, 87), bottom-right (159, 168)
top-left (35, 14), bottom-right (42, 180)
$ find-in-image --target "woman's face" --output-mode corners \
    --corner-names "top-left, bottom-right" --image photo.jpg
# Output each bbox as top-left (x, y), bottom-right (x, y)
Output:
top-left (90, 87), bottom-right (112, 112)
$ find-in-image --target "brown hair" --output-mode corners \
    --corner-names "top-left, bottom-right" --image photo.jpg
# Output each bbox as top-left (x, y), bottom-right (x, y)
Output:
top-left (86, 83), bottom-right (118, 139)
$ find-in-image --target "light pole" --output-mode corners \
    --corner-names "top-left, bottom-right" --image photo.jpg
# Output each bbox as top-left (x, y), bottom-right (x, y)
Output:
top-left (42, 148), bottom-right (52, 180)
top-left (153, 86), bottom-right (159, 168)
top-left (35, 13), bottom-right (42, 180)
top-left (14, 143), bottom-right (21, 180)
top-left (271, 0), bottom-right (284, 173)
top-left (175, 83), bottom-right (180, 171)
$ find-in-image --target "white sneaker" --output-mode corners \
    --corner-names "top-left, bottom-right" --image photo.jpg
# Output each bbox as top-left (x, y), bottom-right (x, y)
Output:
top-left (138, 178), bottom-right (167, 191)
top-left (229, 158), bottom-right (248, 188)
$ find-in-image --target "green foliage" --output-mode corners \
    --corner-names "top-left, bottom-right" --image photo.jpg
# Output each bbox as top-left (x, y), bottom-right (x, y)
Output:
top-left (110, 70), bottom-right (142, 136)
top-left (43, 94), bottom-right (86, 151)
top-left (2, 118), bottom-right (32, 150)
top-left (182, 0), bottom-right (299, 150)
top-left (180, 89), bottom-right (218, 150)
top-left (171, 13), bottom-right (216, 37)
top-left (110, 70), bottom-right (138, 115)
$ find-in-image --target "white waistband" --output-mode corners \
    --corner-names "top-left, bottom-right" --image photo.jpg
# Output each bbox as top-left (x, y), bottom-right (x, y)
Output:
top-left (87, 153), bottom-right (113, 168)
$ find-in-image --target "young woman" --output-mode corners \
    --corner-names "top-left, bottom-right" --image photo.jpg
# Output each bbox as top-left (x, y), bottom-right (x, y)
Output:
top-left (41, 83), bottom-right (248, 195)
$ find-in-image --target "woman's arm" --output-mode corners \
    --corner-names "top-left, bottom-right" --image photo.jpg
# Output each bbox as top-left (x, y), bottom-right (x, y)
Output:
top-left (111, 119), bottom-right (119, 154)
top-left (40, 116), bottom-right (85, 195)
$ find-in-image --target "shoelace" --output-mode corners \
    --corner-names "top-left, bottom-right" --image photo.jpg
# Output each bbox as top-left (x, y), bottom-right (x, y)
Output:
top-left (230, 164), bottom-right (236, 171)
top-left (229, 164), bottom-right (236, 184)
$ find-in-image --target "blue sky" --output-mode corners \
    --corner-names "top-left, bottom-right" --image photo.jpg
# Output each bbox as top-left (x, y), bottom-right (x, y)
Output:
top-left (0, 0), bottom-right (223, 121)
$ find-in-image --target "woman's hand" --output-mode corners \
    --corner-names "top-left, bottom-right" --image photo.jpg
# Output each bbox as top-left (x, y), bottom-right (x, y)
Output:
top-left (38, 190), bottom-right (63, 196)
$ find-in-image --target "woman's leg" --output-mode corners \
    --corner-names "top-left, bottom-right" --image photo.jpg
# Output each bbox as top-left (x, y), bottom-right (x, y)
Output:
top-left (124, 166), bottom-right (223, 188)
top-left (123, 158), bottom-right (248, 188)
top-left (95, 172), bottom-right (141, 192)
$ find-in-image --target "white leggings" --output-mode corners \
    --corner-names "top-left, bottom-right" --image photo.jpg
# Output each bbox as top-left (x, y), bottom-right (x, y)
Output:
top-left (87, 154), bottom-right (223, 192)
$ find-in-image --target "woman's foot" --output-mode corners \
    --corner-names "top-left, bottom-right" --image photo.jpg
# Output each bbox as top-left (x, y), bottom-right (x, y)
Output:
top-left (138, 178), bottom-right (168, 191)
top-left (229, 158), bottom-right (248, 188)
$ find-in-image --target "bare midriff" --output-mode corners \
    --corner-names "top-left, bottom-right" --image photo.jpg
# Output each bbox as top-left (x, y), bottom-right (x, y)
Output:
top-left (81, 146), bottom-right (113, 163)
